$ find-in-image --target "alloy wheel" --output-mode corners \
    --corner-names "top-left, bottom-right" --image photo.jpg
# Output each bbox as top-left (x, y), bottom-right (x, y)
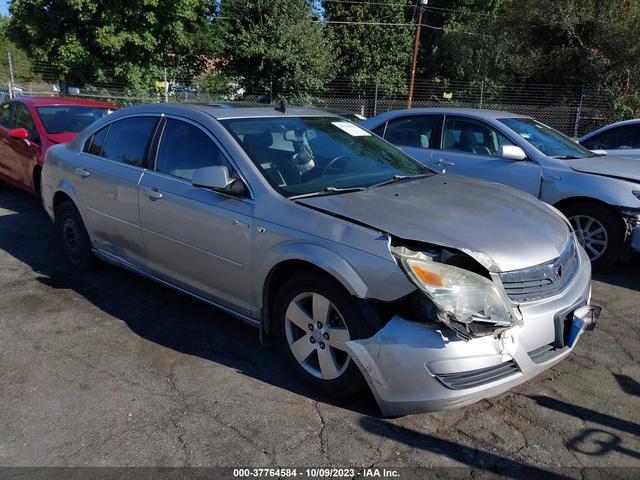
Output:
top-left (569, 215), bottom-right (608, 261)
top-left (284, 292), bottom-right (351, 380)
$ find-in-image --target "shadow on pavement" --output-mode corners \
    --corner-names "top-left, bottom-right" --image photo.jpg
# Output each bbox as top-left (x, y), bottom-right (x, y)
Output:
top-left (614, 374), bottom-right (640, 397)
top-left (359, 417), bottom-right (572, 479)
top-left (593, 257), bottom-right (640, 291)
top-left (0, 188), bottom-right (380, 417)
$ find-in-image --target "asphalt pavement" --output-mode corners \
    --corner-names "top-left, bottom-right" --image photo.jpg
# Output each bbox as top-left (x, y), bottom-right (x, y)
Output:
top-left (0, 186), bottom-right (639, 476)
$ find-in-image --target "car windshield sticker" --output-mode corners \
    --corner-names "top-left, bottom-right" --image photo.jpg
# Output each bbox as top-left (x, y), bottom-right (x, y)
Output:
top-left (332, 121), bottom-right (370, 137)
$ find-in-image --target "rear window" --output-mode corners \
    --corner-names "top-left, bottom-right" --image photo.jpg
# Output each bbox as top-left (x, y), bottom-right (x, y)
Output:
top-left (36, 106), bottom-right (114, 134)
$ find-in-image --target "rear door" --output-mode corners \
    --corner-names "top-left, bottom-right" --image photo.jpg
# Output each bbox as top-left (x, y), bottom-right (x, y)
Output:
top-left (375, 114), bottom-right (443, 167)
top-left (435, 115), bottom-right (543, 196)
top-left (74, 115), bottom-right (159, 266)
top-left (138, 117), bottom-right (255, 313)
top-left (580, 124), bottom-right (640, 159)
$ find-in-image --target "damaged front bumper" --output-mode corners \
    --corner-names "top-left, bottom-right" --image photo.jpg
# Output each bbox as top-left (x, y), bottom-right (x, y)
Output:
top-left (622, 209), bottom-right (640, 254)
top-left (345, 247), bottom-right (597, 417)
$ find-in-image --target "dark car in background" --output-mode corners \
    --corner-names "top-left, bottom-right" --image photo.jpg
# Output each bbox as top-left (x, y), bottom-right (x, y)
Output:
top-left (0, 96), bottom-right (116, 198)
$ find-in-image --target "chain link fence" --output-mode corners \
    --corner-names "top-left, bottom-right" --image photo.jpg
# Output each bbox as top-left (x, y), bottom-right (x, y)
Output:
top-left (0, 54), bottom-right (614, 137)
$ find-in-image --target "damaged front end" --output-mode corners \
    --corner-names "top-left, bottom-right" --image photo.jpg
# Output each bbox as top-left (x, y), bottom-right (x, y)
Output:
top-left (389, 242), bottom-right (521, 341)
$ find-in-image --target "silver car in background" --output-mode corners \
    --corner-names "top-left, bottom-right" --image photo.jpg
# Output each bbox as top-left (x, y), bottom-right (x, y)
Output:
top-left (42, 104), bottom-right (598, 416)
top-left (579, 119), bottom-right (640, 159)
top-left (363, 109), bottom-right (640, 268)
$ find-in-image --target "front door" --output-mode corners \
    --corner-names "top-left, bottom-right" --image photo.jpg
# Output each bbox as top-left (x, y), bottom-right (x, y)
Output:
top-left (0, 103), bottom-right (40, 189)
top-left (434, 115), bottom-right (543, 197)
top-left (138, 117), bottom-right (254, 313)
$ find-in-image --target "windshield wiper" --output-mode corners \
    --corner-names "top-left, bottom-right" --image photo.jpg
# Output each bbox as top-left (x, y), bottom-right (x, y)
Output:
top-left (290, 186), bottom-right (367, 200)
top-left (551, 155), bottom-right (582, 159)
top-left (370, 173), bottom-right (429, 189)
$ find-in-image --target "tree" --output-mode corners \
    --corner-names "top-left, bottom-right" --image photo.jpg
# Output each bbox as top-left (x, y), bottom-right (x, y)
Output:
top-left (220, 0), bottom-right (335, 97)
top-left (322, 0), bottom-right (413, 94)
top-left (0, 16), bottom-right (40, 86)
top-left (6, 0), bottom-right (218, 93)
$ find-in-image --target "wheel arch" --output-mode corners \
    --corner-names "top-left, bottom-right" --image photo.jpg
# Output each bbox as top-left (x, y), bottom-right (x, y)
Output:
top-left (259, 250), bottom-right (370, 341)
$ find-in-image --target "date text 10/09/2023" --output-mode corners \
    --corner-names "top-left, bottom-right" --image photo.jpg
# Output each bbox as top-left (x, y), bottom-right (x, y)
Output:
top-left (232, 468), bottom-right (401, 478)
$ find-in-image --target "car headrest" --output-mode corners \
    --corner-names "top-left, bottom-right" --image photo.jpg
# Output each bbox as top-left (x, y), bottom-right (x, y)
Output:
top-left (243, 131), bottom-right (273, 151)
top-left (460, 128), bottom-right (478, 145)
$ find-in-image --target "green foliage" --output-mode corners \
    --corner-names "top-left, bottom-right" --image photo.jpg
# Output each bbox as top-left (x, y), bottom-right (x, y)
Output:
top-left (433, 0), bottom-right (640, 119)
top-left (193, 71), bottom-right (241, 98)
top-left (322, 0), bottom-right (413, 95)
top-left (219, 0), bottom-right (336, 96)
top-left (6, 0), bottom-right (218, 92)
top-left (0, 16), bottom-right (39, 84)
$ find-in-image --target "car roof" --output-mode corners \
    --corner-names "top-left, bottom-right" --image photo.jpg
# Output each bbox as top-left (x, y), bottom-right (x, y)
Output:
top-left (368, 107), bottom-right (531, 124)
top-left (111, 103), bottom-right (339, 120)
top-left (12, 96), bottom-right (118, 108)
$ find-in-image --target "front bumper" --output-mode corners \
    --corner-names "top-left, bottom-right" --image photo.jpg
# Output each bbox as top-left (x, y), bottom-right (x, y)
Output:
top-left (345, 247), bottom-right (597, 417)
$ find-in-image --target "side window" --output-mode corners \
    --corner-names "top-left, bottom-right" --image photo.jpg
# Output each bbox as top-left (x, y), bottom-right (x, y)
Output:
top-left (583, 125), bottom-right (640, 150)
top-left (83, 125), bottom-right (110, 156)
top-left (383, 115), bottom-right (443, 149)
top-left (443, 117), bottom-right (514, 157)
top-left (372, 123), bottom-right (386, 137)
top-left (101, 116), bottom-right (158, 167)
top-left (13, 104), bottom-right (39, 142)
top-left (0, 103), bottom-right (13, 128)
top-left (155, 118), bottom-right (229, 181)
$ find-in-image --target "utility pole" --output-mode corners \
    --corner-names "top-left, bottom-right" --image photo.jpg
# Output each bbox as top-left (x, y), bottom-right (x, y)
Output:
top-left (407, 0), bottom-right (428, 108)
top-left (8, 52), bottom-right (15, 99)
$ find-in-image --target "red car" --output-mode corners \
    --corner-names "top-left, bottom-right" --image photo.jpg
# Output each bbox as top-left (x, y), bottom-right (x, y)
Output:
top-left (0, 96), bottom-right (117, 197)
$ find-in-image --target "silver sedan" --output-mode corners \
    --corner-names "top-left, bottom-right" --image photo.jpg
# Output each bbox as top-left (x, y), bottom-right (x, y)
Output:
top-left (42, 104), bottom-right (598, 416)
top-left (363, 109), bottom-right (640, 268)
top-left (579, 119), bottom-right (640, 159)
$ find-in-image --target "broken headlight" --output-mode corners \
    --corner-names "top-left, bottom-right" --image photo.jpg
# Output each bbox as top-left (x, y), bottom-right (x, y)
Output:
top-left (395, 250), bottom-right (515, 339)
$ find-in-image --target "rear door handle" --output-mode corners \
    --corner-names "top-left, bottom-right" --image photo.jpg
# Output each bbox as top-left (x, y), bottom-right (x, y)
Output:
top-left (142, 187), bottom-right (163, 200)
top-left (74, 167), bottom-right (90, 178)
top-left (437, 159), bottom-right (455, 166)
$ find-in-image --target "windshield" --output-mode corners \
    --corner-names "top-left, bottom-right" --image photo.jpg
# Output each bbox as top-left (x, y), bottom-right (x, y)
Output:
top-left (36, 106), bottom-right (113, 134)
top-left (499, 117), bottom-right (594, 159)
top-left (220, 116), bottom-right (430, 197)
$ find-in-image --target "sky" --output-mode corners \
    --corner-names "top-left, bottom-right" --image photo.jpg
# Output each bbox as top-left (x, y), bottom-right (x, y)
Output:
top-left (0, 1), bottom-right (8, 17)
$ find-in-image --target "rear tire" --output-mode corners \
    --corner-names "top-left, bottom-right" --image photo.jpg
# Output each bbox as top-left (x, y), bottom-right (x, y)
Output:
top-left (274, 272), bottom-right (376, 397)
top-left (55, 200), bottom-right (95, 270)
top-left (560, 202), bottom-right (625, 270)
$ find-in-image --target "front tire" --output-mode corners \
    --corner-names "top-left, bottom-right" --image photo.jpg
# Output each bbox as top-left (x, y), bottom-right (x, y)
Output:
top-left (274, 272), bottom-right (376, 397)
top-left (561, 202), bottom-right (625, 270)
top-left (55, 200), bottom-right (95, 270)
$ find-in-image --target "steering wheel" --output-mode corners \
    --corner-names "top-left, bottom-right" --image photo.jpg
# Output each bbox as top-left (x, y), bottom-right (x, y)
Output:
top-left (321, 155), bottom-right (352, 175)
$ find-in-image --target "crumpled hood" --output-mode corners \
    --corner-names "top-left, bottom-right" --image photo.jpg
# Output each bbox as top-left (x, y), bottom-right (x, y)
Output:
top-left (47, 132), bottom-right (77, 145)
top-left (568, 156), bottom-right (640, 182)
top-left (298, 175), bottom-right (571, 272)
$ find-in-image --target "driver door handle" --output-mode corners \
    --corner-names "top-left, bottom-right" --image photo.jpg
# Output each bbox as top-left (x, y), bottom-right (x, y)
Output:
top-left (142, 187), bottom-right (163, 200)
top-left (437, 159), bottom-right (455, 166)
top-left (74, 167), bottom-right (90, 178)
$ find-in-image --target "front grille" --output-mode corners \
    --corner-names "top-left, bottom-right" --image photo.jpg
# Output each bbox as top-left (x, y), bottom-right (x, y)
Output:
top-left (499, 239), bottom-right (579, 302)
top-left (435, 360), bottom-right (519, 390)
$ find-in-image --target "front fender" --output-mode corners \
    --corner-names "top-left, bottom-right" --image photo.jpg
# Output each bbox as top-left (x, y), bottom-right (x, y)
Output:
top-left (254, 239), bottom-right (417, 317)
top-left (258, 241), bottom-right (370, 299)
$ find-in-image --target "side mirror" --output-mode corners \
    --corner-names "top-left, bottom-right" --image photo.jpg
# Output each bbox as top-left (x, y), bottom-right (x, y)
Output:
top-left (9, 128), bottom-right (29, 140)
top-left (192, 165), bottom-right (236, 191)
top-left (499, 145), bottom-right (527, 161)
